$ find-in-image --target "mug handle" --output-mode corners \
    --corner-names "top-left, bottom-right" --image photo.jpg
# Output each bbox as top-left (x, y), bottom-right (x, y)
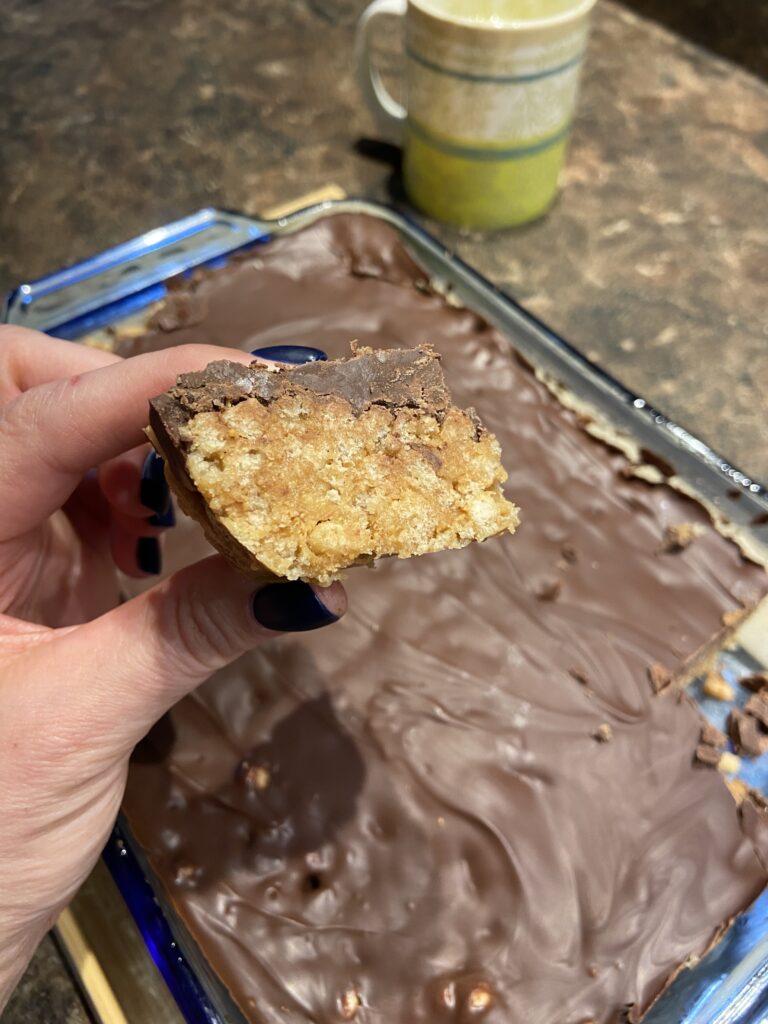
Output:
top-left (355, 0), bottom-right (408, 141)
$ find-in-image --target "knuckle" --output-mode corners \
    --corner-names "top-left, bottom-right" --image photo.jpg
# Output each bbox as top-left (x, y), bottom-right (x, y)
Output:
top-left (0, 386), bottom-right (59, 467)
top-left (0, 393), bottom-right (34, 465)
top-left (1, 380), bottom-right (87, 475)
top-left (167, 585), bottom-right (238, 675)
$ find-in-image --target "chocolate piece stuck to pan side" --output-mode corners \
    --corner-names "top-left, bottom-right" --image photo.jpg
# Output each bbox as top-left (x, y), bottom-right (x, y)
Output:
top-left (117, 213), bottom-right (768, 1024)
top-left (148, 346), bottom-right (519, 586)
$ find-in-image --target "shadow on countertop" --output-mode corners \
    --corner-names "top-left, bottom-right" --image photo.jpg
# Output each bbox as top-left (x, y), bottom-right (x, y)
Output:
top-left (623, 0), bottom-right (768, 79)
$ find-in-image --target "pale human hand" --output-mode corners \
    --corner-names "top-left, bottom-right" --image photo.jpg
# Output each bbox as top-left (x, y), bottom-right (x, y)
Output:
top-left (0, 328), bottom-right (346, 1010)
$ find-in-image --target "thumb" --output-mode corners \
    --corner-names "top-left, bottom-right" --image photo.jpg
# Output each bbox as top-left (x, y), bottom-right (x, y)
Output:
top-left (22, 558), bottom-right (346, 757)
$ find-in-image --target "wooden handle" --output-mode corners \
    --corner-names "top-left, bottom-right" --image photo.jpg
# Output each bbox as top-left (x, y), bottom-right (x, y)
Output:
top-left (56, 908), bottom-right (129, 1024)
top-left (261, 184), bottom-right (346, 219)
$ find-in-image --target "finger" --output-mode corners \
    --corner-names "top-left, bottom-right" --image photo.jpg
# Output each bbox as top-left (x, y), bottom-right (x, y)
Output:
top-left (63, 469), bottom-right (112, 537)
top-left (0, 326), bottom-right (120, 402)
top-left (0, 340), bottom-right (253, 540)
top-left (19, 558), bottom-right (347, 755)
top-left (99, 446), bottom-right (166, 521)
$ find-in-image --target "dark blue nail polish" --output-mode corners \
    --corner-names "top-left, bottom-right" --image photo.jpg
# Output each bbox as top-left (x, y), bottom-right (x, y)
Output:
top-left (148, 502), bottom-right (176, 529)
top-left (251, 345), bottom-right (327, 364)
top-left (140, 452), bottom-right (171, 517)
top-left (136, 536), bottom-right (161, 575)
top-left (252, 581), bottom-right (338, 632)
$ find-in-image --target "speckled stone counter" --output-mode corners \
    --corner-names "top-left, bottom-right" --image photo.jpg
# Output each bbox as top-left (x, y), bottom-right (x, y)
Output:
top-left (624, 0), bottom-right (768, 79)
top-left (1, 1), bottom-right (768, 1020)
top-left (2, 936), bottom-right (87, 1024)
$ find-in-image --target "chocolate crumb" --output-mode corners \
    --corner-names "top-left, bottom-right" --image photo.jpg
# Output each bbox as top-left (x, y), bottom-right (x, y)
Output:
top-left (593, 723), bottom-right (613, 743)
top-left (151, 294), bottom-right (208, 333)
top-left (569, 669), bottom-right (591, 689)
top-left (703, 671), bottom-right (735, 702)
top-left (728, 710), bottom-right (768, 758)
top-left (659, 523), bottom-right (701, 553)
top-left (740, 672), bottom-right (768, 693)
top-left (165, 273), bottom-right (187, 293)
top-left (640, 447), bottom-right (675, 478)
top-left (700, 720), bottom-right (727, 749)
top-left (535, 579), bottom-right (562, 602)
top-left (745, 691), bottom-right (768, 730)
top-left (648, 663), bottom-right (673, 693)
top-left (694, 744), bottom-right (722, 767)
top-left (587, 964), bottom-right (600, 979)
top-left (751, 511), bottom-right (768, 527)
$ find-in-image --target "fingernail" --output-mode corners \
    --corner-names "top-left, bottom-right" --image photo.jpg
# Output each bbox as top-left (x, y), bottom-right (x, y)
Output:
top-left (251, 345), bottom-right (327, 364)
top-left (136, 536), bottom-right (161, 575)
top-left (148, 502), bottom-right (176, 529)
top-left (252, 581), bottom-right (339, 632)
top-left (140, 452), bottom-right (171, 517)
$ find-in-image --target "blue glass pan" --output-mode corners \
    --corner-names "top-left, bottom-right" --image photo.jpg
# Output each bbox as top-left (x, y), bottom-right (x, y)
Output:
top-left (5, 199), bottom-right (768, 1024)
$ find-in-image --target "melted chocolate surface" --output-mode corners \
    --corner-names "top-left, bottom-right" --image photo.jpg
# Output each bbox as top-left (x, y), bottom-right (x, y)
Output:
top-left (150, 346), bottom-right (453, 445)
top-left (121, 213), bottom-right (768, 1024)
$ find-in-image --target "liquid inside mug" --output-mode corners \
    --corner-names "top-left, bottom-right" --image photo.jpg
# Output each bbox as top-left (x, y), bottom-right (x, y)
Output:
top-left (355, 0), bottom-right (596, 229)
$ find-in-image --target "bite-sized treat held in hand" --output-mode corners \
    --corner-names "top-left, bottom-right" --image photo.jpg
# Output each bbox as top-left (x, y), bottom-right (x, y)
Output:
top-left (148, 345), bottom-right (519, 585)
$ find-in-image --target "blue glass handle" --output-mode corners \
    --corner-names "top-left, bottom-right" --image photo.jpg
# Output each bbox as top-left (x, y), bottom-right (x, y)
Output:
top-left (103, 825), bottom-right (223, 1024)
top-left (2, 207), bottom-right (270, 339)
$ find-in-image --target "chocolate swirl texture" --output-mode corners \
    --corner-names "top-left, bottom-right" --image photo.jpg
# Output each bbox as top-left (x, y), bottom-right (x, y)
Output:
top-left (120, 214), bottom-right (768, 1024)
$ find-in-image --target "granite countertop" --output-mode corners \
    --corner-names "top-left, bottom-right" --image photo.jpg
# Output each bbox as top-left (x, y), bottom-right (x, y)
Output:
top-left (2, 1), bottom-right (768, 1020)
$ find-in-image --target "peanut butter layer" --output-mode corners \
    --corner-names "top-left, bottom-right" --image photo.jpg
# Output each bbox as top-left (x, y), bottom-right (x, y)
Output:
top-left (149, 346), bottom-right (519, 585)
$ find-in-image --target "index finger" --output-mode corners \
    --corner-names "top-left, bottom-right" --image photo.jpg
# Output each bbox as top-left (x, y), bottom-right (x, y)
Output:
top-left (0, 337), bottom-right (252, 539)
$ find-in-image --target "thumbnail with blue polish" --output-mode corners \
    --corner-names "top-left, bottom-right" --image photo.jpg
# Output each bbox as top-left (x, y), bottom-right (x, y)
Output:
top-left (140, 451), bottom-right (171, 517)
top-left (136, 536), bottom-right (161, 575)
top-left (251, 345), bottom-right (327, 364)
top-left (252, 581), bottom-right (339, 632)
top-left (148, 503), bottom-right (176, 529)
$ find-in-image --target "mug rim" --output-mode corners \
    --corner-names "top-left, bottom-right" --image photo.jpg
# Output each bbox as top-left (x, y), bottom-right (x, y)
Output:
top-left (409, 0), bottom-right (597, 31)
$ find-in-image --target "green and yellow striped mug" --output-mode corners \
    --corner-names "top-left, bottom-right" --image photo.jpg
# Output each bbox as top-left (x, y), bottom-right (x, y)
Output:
top-left (355, 0), bottom-right (596, 229)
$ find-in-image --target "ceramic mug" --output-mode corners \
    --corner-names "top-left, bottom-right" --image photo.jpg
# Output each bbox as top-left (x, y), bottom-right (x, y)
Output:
top-left (355, 0), bottom-right (596, 229)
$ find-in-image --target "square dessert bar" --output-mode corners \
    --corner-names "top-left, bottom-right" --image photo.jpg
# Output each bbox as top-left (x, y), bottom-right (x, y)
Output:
top-left (118, 213), bottom-right (768, 1024)
top-left (148, 346), bottom-right (518, 585)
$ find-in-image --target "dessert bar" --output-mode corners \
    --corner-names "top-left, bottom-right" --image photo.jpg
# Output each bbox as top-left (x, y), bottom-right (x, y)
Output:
top-left (148, 346), bottom-right (518, 585)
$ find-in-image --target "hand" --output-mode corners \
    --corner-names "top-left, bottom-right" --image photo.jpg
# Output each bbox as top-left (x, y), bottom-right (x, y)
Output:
top-left (0, 327), bottom-right (346, 1010)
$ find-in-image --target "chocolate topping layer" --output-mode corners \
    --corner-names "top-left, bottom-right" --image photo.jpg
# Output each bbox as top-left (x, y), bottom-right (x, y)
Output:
top-left (148, 346), bottom-right (454, 464)
top-left (120, 213), bottom-right (768, 1024)
top-left (151, 346), bottom-right (451, 429)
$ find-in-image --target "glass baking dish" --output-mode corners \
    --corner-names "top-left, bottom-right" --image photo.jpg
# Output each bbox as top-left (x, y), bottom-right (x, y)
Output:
top-left (5, 198), bottom-right (768, 1024)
